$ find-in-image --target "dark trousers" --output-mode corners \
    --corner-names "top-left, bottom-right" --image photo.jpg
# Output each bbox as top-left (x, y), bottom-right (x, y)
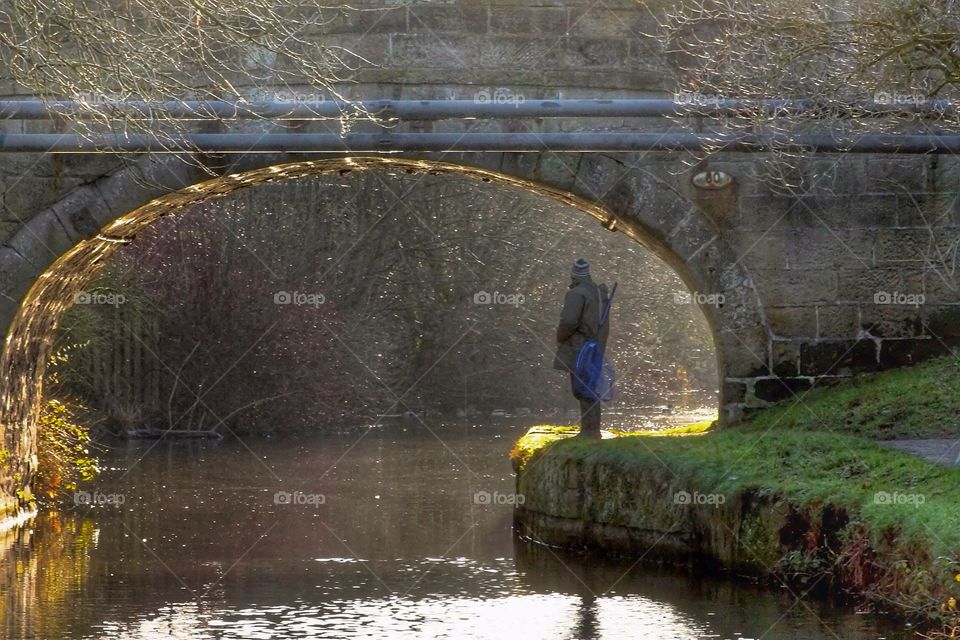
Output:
top-left (571, 374), bottom-right (602, 435)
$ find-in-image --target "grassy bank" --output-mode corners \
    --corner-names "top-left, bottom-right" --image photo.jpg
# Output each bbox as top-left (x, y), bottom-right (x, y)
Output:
top-left (512, 357), bottom-right (960, 625)
top-left (744, 355), bottom-right (960, 440)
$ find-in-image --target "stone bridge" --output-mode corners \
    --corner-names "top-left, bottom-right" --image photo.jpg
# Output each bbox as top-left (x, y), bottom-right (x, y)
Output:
top-left (1, 0), bottom-right (959, 521)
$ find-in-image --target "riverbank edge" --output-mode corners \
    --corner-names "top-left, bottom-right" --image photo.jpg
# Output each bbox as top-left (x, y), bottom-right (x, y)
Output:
top-left (511, 426), bottom-right (960, 625)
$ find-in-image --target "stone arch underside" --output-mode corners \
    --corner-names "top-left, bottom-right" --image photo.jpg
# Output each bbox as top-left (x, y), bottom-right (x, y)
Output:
top-left (0, 152), bottom-right (769, 505)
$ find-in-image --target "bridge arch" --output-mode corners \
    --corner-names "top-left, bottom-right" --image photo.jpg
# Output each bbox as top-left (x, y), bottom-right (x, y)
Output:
top-left (0, 152), bottom-right (768, 501)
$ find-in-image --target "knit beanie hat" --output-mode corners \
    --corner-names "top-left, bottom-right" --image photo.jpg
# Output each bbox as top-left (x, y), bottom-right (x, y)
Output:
top-left (571, 258), bottom-right (590, 278)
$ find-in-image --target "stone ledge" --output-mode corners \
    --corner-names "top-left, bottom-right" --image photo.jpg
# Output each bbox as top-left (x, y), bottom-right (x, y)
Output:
top-left (512, 425), bottom-right (960, 622)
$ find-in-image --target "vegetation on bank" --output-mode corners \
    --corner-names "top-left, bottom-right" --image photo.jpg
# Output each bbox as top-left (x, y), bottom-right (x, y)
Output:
top-left (34, 349), bottom-right (101, 505)
top-left (509, 420), bottom-right (713, 470)
top-left (515, 423), bottom-right (960, 623)
top-left (35, 399), bottom-right (99, 504)
top-left (511, 357), bottom-right (960, 625)
top-left (516, 423), bottom-right (960, 557)
top-left (743, 355), bottom-right (960, 441)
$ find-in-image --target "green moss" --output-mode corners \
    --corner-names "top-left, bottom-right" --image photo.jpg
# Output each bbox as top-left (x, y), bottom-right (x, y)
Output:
top-left (544, 426), bottom-right (960, 556)
top-left (735, 508), bottom-right (782, 568)
top-left (509, 425), bottom-right (580, 471)
top-left (513, 357), bottom-right (960, 620)
top-left (515, 358), bottom-right (960, 554)
top-left (638, 420), bottom-right (715, 437)
top-left (509, 421), bottom-right (717, 471)
top-left (517, 426), bottom-right (960, 618)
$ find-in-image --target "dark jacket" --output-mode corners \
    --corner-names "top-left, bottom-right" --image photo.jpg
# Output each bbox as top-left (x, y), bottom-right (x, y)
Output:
top-left (552, 276), bottom-right (610, 373)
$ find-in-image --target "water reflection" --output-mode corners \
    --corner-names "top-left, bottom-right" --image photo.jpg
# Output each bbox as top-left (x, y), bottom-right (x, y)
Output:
top-left (0, 512), bottom-right (97, 639)
top-left (0, 425), bottom-right (914, 639)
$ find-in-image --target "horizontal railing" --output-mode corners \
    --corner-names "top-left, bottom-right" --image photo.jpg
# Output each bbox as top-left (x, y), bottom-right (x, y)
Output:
top-left (0, 98), bottom-right (955, 121)
top-left (0, 131), bottom-right (958, 154)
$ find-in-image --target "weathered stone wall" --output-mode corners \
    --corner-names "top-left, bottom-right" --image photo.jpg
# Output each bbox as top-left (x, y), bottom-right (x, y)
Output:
top-left (699, 153), bottom-right (960, 406)
top-left (514, 439), bottom-right (790, 567)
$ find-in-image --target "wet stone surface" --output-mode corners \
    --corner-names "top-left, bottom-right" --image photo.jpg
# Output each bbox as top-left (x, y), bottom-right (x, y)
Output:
top-left (880, 438), bottom-right (960, 466)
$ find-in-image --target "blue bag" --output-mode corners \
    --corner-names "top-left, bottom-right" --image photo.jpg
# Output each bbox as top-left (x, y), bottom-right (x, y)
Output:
top-left (573, 283), bottom-right (617, 402)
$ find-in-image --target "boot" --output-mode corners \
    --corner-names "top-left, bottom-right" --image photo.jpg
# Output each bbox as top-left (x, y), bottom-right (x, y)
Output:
top-left (576, 399), bottom-right (602, 439)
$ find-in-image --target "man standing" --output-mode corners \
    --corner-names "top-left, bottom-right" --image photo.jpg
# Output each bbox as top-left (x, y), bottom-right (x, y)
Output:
top-left (553, 258), bottom-right (610, 439)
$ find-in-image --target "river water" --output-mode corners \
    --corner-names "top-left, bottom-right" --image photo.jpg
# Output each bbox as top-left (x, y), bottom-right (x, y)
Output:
top-left (2, 423), bottom-right (913, 639)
